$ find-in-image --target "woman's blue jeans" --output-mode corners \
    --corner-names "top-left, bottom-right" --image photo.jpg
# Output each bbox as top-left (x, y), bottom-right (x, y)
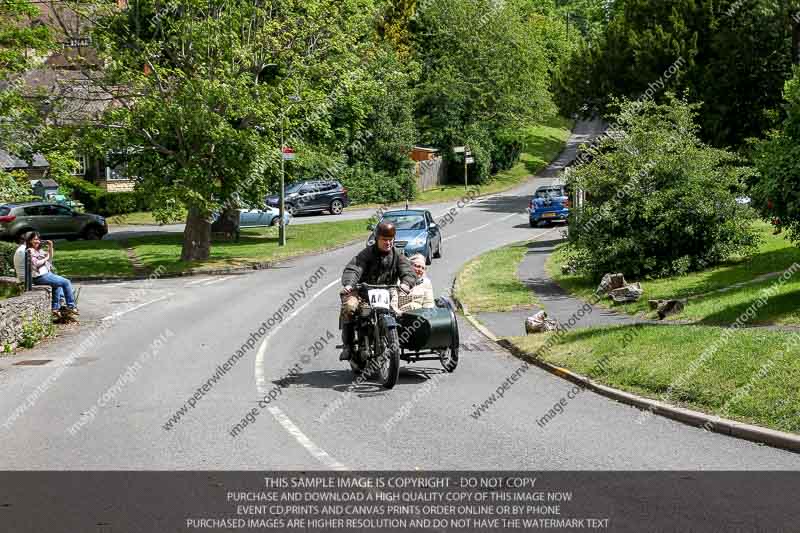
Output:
top-left (33, 272), bottom-right (76, 310)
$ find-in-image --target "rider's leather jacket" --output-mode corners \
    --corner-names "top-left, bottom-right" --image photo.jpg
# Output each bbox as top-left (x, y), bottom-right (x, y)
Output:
top-left (341, 244), bottom-right (416, 289)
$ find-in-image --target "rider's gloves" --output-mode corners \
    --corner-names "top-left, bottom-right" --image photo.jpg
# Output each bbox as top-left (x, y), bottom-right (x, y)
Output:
top-left (399, 283), bottom-right (411, 294)
top-left (340, 285), bottom-right (353, 295)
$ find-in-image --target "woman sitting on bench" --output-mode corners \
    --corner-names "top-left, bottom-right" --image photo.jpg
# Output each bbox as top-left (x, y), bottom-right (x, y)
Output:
top-left (25, 232), bottom-right (79, 320)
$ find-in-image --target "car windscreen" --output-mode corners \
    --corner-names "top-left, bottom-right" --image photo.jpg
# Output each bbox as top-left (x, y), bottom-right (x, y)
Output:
top-left (535, 188), bottom-right (565, 198)
top-left (285, 183), bottom-right (304, 194)
top-left (382, 214), bottom-right (426, 231)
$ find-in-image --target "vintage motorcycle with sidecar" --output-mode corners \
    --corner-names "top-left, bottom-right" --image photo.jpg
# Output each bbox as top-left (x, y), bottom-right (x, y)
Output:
top-left (345, 283), bottom-right (460, 389)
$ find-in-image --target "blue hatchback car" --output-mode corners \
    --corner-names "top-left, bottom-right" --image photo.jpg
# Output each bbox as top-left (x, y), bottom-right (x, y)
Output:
top-left (368, 209), bottom-right (442, 265)
top-left (529, 185), bottom-right (570, 227)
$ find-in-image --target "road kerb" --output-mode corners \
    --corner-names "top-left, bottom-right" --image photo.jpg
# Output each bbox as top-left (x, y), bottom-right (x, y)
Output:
top-left (454, 295), bottom-right (800, 454)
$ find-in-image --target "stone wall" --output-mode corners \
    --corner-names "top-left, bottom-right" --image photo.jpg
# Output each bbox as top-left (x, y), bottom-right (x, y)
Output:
top-left (0, 283), bottom-right (51, 350)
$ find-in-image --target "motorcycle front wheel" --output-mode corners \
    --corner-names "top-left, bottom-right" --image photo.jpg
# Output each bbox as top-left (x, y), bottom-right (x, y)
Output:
top-left (377, 324), bottom-right (401, 389)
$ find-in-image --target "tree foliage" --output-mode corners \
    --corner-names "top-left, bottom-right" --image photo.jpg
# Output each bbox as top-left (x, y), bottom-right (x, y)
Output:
top-left (413, 0), bottom-right (564, 183)
top-left (0, 0), bottom-right (54, 156)
top-left (566, 95), bottom-right (759, 279)
top-left (750, 66), bottom-right (800, 242)
top-left (555, 0), bottom-right (795, 148)
top-left (83, 0), bottom-right (397, 260)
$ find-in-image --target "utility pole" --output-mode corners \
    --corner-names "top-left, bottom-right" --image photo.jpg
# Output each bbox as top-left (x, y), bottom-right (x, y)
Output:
top-left (279, 95), bottom-right (301, 247)
top-left (464, 150), bottom-right (468, 191)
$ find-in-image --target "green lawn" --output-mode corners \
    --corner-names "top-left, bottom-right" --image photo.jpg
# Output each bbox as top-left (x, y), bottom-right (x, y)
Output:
top-left (128, 218), bottom-right (370, 274)
top-left (547, 221), bottom-right (800, 325)
top-left (509, 324), bottom-right (800, 434)
top-left (55, 240), bottom-right (134, 278)
top-left (55, 219), bottom-right (370, 278)
top-left (454, 242), bottom-right (538, 312)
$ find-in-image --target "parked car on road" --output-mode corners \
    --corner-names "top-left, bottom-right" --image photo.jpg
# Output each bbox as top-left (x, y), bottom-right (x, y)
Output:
top-left (211, 205), bottom-right (291, 230)
top-left (0, 202), bottom-right (107, 241)
top-left (240, 205), bottom-right (291, 228)
top-left (530, 185), bottom-right (570, 227)
top-left (265, 180), bottom-right (349, 216)
top-left (368, 209), bottom-right (442, 265)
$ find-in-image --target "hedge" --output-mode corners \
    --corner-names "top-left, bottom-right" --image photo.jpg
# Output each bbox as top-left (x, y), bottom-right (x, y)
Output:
top-left (57, 175), bottom-right (148, 216)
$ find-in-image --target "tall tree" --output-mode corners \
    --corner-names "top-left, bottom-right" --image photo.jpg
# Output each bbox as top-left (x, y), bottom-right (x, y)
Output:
top-left (555, 0), bottom-right (796, 148)
top-left (0, 0), bottom-right (54, 152)
top-left (413, 0), bottom-right (558, 182)
top-left (78, 0), bottom-right (380, 261)
top-left (750, 66), bottom-right (800, 241)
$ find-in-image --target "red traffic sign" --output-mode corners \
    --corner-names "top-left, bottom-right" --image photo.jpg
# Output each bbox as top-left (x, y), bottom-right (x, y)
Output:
top-left (281, 147), bottom-right (296, 160)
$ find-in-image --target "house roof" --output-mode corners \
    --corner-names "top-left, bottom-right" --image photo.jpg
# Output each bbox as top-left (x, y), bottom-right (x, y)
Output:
top-left (0, 149), bottom-right (49, 169)
top-left (31, 179), bottom-right (59, 188)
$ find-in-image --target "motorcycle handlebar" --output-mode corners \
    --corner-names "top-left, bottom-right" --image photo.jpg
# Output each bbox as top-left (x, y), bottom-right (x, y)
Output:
top-left (355, 283), bottom-right (410, 295)
top-left (355, 283), bottom-right (396, 290)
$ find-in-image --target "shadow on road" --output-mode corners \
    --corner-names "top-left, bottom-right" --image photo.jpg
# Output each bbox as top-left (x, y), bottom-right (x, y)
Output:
top-left (288, 365), bottom-right (445, 395)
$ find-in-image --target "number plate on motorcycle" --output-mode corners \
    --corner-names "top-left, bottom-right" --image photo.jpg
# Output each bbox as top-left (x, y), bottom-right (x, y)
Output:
top-left (368, 289), bottom-right (391, 309)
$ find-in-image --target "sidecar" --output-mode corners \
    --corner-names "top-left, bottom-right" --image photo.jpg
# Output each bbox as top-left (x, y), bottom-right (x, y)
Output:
top-left (396, 297), bottom-right (459, 372)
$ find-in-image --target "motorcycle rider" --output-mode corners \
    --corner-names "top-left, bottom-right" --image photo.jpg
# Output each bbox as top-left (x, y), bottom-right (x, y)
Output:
top-left (339, 221), bottom-right (416, 361)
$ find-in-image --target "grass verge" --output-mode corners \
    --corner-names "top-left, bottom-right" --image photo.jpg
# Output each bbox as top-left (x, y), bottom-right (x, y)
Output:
top-left (454, 242), bottom-right (538, 312)
top-left (508, 324), bottom-right (800, 435)
top-left (129, 219), bottom-right (369, 275)
top-left (55, 219), bottom-right (370, 278)
top-left (547, 222), bottom-right (800, 325)
top-left (55, 240), bottom-right (135, 278)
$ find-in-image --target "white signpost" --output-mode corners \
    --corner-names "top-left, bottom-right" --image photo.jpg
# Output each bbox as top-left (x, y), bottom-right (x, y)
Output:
top-left (454, 146), bottom-right (474, 190)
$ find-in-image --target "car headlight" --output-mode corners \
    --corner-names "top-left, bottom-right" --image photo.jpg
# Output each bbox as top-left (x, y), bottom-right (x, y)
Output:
top-left (411, 235), bottom-right (427, 246)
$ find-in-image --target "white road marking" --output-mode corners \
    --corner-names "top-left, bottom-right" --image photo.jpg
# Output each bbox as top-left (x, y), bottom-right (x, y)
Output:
top-left (267, 406), bottom-right (348, 471)
top-left (253, 279), bottom-right (347, 468)
top-left (101, 295), bottom-right (171, 322)
top-left (202, 277), bottom-right (232, 287)
top-left (254, 280), bottom-right (339, 394)
top-left (466, 222), bottom-right (492, 233)
top-left (444, 212), bottom-right (524, 241)
top-left (185, 278), bottom-right (213, 287)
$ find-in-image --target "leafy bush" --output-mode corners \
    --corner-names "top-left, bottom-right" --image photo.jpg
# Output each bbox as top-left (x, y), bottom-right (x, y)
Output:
top-left (20, 314), bottom-right (54, 349)
top-left (0, 241), bottom-right (19, 277)
top-left (56, 175), bottom-right (147, 216)
top-left (341, 164), bottom-right (415, 204)
top-left (750, 66), bottom-right (800, 241)
top-left (0, 170), bottom-right (37, 204)
top-left (490, 131), bottom-right (523, 173)
top-left (566, 95), bottom-right (760, 279)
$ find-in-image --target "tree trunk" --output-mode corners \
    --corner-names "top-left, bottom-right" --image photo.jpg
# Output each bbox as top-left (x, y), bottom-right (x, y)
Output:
top-left (181, 207), bottom-right (212, 261)
top-left (219, 206), bottom-right (240, 232)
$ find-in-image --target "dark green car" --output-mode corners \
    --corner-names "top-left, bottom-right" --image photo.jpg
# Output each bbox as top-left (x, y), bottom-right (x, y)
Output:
top-left (0, 202), bottom-right (108, 241)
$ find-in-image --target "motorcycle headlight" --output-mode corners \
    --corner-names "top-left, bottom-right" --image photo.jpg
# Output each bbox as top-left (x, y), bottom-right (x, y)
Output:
top-left (367, 237), bottom-right (376, 246)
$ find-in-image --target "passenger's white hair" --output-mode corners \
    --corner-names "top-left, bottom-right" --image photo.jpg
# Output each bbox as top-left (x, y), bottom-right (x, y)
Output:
top-left (409, 253), bottom-right (426, 266)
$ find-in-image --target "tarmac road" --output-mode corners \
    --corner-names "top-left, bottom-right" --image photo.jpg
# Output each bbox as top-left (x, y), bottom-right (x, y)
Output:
top-left (1, 119), bottom-right (797, 470)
